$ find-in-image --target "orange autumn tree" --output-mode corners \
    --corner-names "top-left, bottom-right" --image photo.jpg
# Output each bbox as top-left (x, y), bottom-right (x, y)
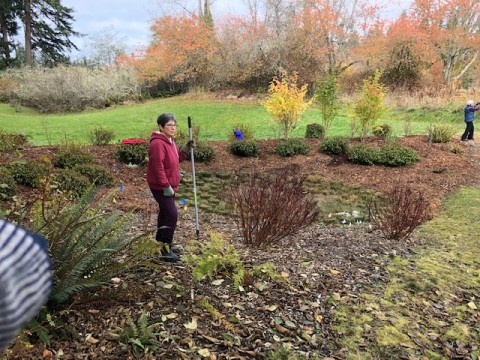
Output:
top-left (411, 0), bottom-right (480, 86)
top-left (357, 14), bottom-right (433, 90)
top-left (118, 15), bottom-right (218, 87)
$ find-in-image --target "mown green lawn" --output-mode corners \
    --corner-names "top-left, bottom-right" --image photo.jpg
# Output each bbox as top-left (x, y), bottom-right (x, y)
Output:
top-left (0, 96), bottom-right (466, 145)
top-left (334, 186), bottom-right (480, 359)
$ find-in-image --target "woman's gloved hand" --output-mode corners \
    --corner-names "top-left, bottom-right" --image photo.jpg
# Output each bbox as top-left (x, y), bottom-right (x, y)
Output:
top-left (163, 186), bottom-right (175, 197)
top-left (181, 139), bottom-right (196, 154)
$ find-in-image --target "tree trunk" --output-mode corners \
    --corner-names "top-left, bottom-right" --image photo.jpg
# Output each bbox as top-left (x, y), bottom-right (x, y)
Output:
top-left (0, 3), bottom-right (11, 65)
top-left (24, 0), bottom-right (32, 66)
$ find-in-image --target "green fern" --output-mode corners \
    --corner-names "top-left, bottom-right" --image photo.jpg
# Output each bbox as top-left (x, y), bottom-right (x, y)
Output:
top-left (29, 186), bottom-right (161, 305)
top-left (120, 311), bottom-right (162, 358)
top-left (184, 232), bottom-right (245, 287)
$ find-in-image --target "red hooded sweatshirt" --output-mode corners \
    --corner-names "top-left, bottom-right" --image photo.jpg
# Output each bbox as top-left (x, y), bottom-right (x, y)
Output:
top-left (146, 132), bottom-right (187, 191)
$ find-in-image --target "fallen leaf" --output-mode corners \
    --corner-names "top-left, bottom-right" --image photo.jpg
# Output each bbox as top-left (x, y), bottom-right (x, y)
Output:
top-left (184, 318), bottom-right (198, 330)
top-left (166, 313), bottom-right (178, 319)
top-left (467, 301), bottom-right (477, 310)
top-left (212, 279), bottom-right (224, 286)
top-left (198, 348), bottom-right (211, 357)
top-left (266, 304), bottom-right (278, 312)
top-left (85, 334), bottom-right (100, 344)
top-left (315, 314), bottom-right (323, 323)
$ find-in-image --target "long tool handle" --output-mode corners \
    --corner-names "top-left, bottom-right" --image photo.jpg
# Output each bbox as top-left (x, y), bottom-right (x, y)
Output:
top-left (188, 116), bottom-right (200, 239)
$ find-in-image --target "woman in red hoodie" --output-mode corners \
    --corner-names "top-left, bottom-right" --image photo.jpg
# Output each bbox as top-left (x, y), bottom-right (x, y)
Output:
top-left (147, 113), bottom-right (193, 262)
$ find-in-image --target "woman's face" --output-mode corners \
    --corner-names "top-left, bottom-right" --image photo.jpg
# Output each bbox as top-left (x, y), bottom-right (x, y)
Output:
top-left (162, 120), bottom-right (177, 138)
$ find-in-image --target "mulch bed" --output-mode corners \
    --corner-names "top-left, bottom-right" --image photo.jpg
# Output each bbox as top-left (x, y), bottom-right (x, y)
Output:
top-left (3, 136), bottom-right (480, 359)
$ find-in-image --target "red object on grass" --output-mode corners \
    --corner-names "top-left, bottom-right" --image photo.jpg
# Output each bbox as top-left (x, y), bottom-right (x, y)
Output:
top-left (122, 139), bottom-right (146, 144)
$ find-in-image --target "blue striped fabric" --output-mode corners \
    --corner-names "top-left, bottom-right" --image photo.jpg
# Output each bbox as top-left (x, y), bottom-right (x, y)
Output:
top-left (0, 219), bottom-right (52, 351)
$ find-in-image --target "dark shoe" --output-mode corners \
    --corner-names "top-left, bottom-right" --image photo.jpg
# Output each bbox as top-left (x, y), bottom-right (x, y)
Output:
top-left (171, 244), bottom-right (182, 254)
top-left (160, 248), bottom-right (180, 262)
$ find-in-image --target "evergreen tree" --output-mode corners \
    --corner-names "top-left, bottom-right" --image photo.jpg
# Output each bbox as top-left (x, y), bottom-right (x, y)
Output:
top-left (0, 0), bottom-right (79, 68)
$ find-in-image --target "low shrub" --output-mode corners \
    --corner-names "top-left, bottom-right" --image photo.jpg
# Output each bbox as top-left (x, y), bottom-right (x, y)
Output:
top-left (368, 185), bottom-right (432, 240)
top-left (372, 123), bottom-right (392, 139)
top-left (427, 123), bottom-right (455, 143)
top-left (54, 168), bottom-right (90, 198)
top-left (228, 171), bottom-right (319, 247)
top-left (115, 143), bottom-right (148, 165)
top-left (347, 144), bottom-right (380, 165)
top-left (0, 167), bottom-right (17, 200)
top-left (377, 144), bottom-right (419, 166)
top-left (73, 164), bottom-right (114, 186)
top-left (227, 123), bottom-right (255, 141)
top-left (305, 123), bottom-right (325, 139)
top-left (6, 160), bottom-right (47, 188)
top-left (319, 137), bottom-right (349, 155)
top-left (88, 126), bottom-right (116, 146)
top-left (229, 140), bottom-right (260, 157)
top-left (193, 142), bottom-right (215, 163)
top-left (53, 146), bottom-right (94, 169)
top-left (184, 232), bottom-right (245, 286)
top-left (275, 139), bottom-right (310, 157)
top-left (0, 130), bottom-right (28, 153)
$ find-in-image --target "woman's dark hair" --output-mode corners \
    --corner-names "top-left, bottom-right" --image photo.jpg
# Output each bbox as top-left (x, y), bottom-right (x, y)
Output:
top-left (157, 113), bottom-right (177, 127)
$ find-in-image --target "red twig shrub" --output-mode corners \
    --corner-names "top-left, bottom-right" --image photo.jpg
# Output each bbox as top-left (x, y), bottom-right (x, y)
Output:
top-left (368, 185), bottom-right (432, 240)
top-left (228, 171), bottom-right (319, 247)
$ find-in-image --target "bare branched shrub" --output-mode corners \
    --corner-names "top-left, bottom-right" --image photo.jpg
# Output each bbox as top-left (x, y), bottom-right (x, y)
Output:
top-left (228, 171), bottom-right (319, 247)
top-left (368, 185), bottom-right (432, 240)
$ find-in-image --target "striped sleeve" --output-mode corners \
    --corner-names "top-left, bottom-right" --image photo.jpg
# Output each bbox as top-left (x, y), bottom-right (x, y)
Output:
top-left (0, 219), bottom-right (52, 351)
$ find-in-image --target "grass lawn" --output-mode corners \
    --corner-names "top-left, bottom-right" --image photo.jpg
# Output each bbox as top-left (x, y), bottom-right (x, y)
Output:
top-left (0, 95), bottom-right (467, 145)
top-left (334, 186), bottom-right (480, 359)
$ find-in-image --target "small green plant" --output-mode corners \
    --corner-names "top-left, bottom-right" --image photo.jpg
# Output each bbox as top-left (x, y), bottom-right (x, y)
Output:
top-left (347, 144), bottom-right (380, 165)
top-left (229, 140), bottom-right (260, 157)
top-left (192, 142), bottom-right (215, 163)
top-left (305, 123), bottom-right (325, 139)
top-left (6, 159), bottom-right (47, 188)
top-left (449, 145), bottom-right (464, 155)
top-left (0, 167), bottom-right (17, 200)
top-left (53, 168), bottom-right (90, 198)
top-left (275, 139), bottom-right (310, 157)
top-left (183, 232), bottom-right (245, 287)
top-left (227, 123), bottom-right (255, 141)
top-left (53, 145), bottom-right (94, 169)
top-left (87, 126), bottom-right (116, 146)
top-left (73, 164), bottom-right (115, 186)
top-left (315, 72), bottom-right (339, 135)
top-left (372, 123), bottom-right (392, 139)
top-left (119, 311), bottom-right (161, 358)
top-left (427, 123), bottom-right (455, 143)
top-left (351, 70), bottom-right (387, 141)
top-left (252, 262), bottom-right (284, 282)
top-left (319, 137), bottom-right (349, 155)
top-left (377, 144), bottom-right (419, 166)
top-left (0, 129), bottom-right (28, 153)
top-left (115, 142), bottom-right (148, 165)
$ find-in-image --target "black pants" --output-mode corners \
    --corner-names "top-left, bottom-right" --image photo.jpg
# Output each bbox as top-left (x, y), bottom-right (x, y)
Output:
top-left (461, 121), bottom-right (474, 140)
top-left (150, 189), bottom-right (178, 245)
